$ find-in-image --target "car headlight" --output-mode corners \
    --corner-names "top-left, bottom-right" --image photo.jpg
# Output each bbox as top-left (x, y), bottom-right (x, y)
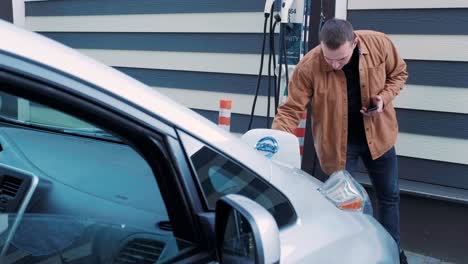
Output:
top-left (318, 170), bottom-right (373, 215)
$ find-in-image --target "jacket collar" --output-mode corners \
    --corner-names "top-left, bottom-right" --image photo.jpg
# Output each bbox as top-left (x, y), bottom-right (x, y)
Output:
top-left (356, 32), bottom-right (369, 55)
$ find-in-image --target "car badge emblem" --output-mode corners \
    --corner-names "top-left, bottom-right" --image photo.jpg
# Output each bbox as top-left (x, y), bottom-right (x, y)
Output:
top-left (255, 137), bottom-right (279, 158)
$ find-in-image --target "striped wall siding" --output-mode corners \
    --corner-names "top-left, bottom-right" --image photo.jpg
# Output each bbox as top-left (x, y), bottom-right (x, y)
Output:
top-left (348, 2), bottom-right (468, 190)
top-left (25, 2), bottom-right (284, 125)
top-left (24, 0), bottom-right (281, 127)
top-left (25, 1), bottom-right (468, 190)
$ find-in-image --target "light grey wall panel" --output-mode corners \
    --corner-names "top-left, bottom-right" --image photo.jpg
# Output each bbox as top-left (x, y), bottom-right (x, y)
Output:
top-left (26, 0), bottom-right (266, 16)
top-left (348, 0), bottom-right (468, 10)
top-left (25, 13), bottom-right (272, 33)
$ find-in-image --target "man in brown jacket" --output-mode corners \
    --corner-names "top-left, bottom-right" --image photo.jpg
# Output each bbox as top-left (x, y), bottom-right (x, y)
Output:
top-left (272, 19), bottom-right (408, 263)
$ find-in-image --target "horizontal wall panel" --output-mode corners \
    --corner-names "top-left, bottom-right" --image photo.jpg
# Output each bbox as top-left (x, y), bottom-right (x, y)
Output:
top-left (348, 0), bottom-right (468, 10)
top-left (353, 156), bottom-right (468, 190)
top-left (40, 32), bottom-right (278, 54)
top-left (123, 69), bottom-right (468, 115)
top-left (121, 67), bottom-right (468, 114)
top-left (397, 109), bottom-right (468, 140)
top-left (26, 0), bottom-right (265, 16)
top-left (156, 87), bottom-right (468, 164)
top-left (153, 85), bottom-right (468, 139)
top-left (397, 133), bottom-right (468, 165)
top-left (194, 109), bottom-right (272, 134)
top-left (0, 1), bottom-right (13, 23)
top-left (389, 34), bottom-right (468, 62)
top-left (79, 49), bottom-right (272, 75)
top-left (394, 84), bottom-right (468, 114)
top-left (25, 13), bottom-right (274, 33)
top-left (406, 60), bottom-right (468, 88)
top-left (349, 9), bottom-right (468, 35)
top-left (154, 87), bottom-right (276, 117)
top-left (193, 109), bottom-right (468, 166)
top-left (399, 157), bottom-right (468, 190)
top-left (117, 68), bottom-right (273, 96)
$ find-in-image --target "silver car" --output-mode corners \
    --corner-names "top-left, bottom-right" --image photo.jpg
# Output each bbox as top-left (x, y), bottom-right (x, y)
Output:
top-left (0, 21), bottom-right (398, 263)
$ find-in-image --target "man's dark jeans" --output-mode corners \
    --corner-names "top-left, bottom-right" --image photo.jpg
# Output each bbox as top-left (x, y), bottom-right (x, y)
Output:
top-left (345, 142), bottom-right (400, 247)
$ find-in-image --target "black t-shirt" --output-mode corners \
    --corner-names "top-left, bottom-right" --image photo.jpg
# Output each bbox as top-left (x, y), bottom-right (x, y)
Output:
top-left (342, 46), bottom-right (366, 143)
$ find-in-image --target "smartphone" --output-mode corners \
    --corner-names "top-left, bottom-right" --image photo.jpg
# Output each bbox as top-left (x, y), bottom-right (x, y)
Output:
top-left (366, 105), bottom-right (378, 112)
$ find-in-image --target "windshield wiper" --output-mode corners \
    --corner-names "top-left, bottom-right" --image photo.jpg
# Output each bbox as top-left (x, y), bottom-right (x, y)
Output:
top-left (0, 115), bottom-right (120, 142)
top-left (62, 128), bottom-right (119, 141)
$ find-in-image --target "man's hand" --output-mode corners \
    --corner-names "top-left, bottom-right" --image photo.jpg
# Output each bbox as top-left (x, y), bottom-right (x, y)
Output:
top-left (360, 95), bottom-right (384, 117)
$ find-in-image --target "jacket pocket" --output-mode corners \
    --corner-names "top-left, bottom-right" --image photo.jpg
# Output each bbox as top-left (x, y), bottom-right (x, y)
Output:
top-left (367, 62), bottom-right (386, 95)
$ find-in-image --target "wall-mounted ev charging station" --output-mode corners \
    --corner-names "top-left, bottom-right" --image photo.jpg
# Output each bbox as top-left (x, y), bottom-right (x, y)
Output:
top-left (247, 0), bottom-right (336, 178)
top-left (248, 0), bottom-right (310, 131)
top-left (242, 0), bottom-right (307, 170)
top-left (278, 0), bottom-right (307, 105)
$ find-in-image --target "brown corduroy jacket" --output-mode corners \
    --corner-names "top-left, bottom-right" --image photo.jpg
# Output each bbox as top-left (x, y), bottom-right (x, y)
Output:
top-left (272, 30), bottom-right (408, 175)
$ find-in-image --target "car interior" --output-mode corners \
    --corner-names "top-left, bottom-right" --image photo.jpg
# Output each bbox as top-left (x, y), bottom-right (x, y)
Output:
top-left (0, 90), bottom-right (192, 264)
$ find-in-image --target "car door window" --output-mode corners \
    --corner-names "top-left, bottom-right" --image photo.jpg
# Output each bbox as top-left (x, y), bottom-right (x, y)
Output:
top-left (179, 131), bottom-right (296, 228)
top-left (0, 91), bottom-right (195, 263)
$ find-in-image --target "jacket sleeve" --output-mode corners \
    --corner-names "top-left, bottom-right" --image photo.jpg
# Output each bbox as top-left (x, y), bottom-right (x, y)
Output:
top-left (378, 35), bottom-right (409, 106)
top-left (271, 64), bottom-right (313, 134)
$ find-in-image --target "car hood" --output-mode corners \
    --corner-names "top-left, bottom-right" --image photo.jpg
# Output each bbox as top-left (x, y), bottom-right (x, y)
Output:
top-left (268, 162), bottom-right (399, 263)
top-left (268, 161), bottom-right (327, 214)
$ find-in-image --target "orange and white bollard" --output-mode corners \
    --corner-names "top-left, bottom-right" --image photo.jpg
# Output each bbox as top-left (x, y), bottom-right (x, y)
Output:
top-left (218, 99), bottom-right (232, 131)
top-left (294, 112), bottom-right (307, 158)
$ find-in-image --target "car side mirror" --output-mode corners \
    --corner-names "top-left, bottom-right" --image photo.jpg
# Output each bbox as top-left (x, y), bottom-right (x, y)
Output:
top-left (215, 194), bottom-right (280, 264)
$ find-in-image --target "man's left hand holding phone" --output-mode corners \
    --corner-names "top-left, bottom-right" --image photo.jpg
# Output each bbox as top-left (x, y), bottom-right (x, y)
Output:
top-left (360, 95), bottom-right (384, 117)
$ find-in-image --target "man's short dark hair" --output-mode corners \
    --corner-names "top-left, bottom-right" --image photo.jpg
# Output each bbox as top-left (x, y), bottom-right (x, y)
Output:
top-left (319, 19), bottom-right (355, 50)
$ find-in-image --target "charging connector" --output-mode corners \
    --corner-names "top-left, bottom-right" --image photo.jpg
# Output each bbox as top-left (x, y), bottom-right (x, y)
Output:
top-left (280, 0), bottom-right (295, 23)
top-left (264, 0), bottom-right (275, 16)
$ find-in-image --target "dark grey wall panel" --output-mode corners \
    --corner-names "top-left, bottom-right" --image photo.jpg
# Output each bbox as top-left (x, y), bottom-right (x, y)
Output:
top-left (398, 194), bottom-right (468, 263)
top-left (117, 67), bottom-right (274, 96)
top-left (349, 9), bottom-right (468, 35)
top-left (193, 109), bottom-right (273, 133)
top-left (406, 60), bottom-right (468, 88)
top-left (0, 0), bottom-right (13, 22)
top-left (397, 109), bottom-right (468, 140)
top-left (352, 156), bottom-right (468, 190)
top-left (26, 0), bottom-right (266, 16)
top-left (40, 32), bottom-right (278, 54)
top-left (398, 157), bottom-right (468, 190)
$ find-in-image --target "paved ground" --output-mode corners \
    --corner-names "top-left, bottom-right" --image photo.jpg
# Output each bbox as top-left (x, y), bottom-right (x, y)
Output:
top-left (407, 251), bottom-right (456, 264)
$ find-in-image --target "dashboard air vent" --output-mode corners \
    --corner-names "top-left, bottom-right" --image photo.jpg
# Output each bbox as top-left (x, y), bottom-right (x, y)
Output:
top-left (114, 238), bottom-right (165, 264)
top-left (0, 175), bottom-right (22, 198)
